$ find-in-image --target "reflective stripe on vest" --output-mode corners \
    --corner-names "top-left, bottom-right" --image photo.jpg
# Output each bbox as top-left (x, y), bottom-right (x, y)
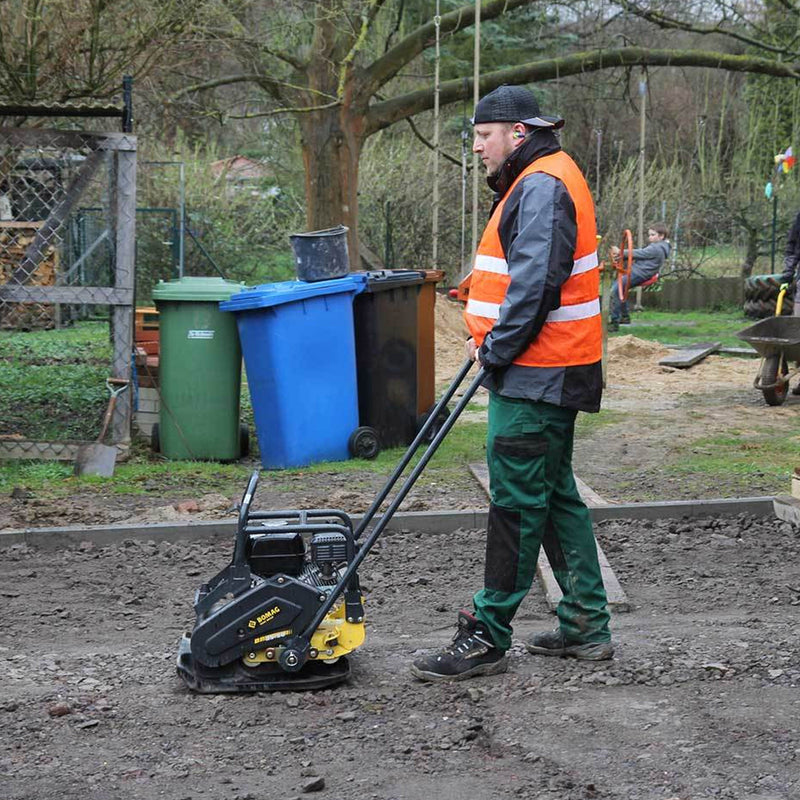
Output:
top-left (472, 249), bottom-right (598, 279)
top-left (465, 296), bottom-right (600, 322)
top-left (464, 151), bottom-right (601, 368)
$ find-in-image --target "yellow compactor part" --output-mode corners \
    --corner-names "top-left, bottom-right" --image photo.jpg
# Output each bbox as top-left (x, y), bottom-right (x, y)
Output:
top-left (242, 598), bottom-right (366, 665)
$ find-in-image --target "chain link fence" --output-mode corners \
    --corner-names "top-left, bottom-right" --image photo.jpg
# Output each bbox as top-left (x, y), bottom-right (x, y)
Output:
top-left (0, 129), bottom-right (136, 460)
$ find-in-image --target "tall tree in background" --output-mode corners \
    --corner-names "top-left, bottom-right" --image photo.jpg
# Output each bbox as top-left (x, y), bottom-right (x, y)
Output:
top-left (4, 0), bottom-right (800, 262)
top-left (169, 0), bottom-right (800, 261)
top-left (0, 0), bottom-right (196, 111)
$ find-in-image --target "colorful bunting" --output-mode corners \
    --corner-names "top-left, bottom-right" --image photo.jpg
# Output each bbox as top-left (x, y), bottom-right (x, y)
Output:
top-left (775, 146), bottom-right (796, 174)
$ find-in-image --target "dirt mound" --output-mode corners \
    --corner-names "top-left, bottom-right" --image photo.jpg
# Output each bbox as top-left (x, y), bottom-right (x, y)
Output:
top-left (606, 334), bottom-right (670, 363)
top-left (434, 294), bottom-right (468, 383)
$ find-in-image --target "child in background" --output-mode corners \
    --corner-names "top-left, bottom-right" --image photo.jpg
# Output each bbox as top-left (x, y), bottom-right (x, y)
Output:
top-left (609, 223), bottom-right (670, 331)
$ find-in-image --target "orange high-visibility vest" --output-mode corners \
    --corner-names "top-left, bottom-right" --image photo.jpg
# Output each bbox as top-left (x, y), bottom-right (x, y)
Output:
top-left (464, 151), bottom-right (601, 367)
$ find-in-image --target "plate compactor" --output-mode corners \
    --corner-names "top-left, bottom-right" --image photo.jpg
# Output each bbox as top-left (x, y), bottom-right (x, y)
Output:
top-left (177, 360), bottom-right (485, 693)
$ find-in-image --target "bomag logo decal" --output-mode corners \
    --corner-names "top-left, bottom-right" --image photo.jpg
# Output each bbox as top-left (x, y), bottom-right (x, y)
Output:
top-left (247, 605), bottom-right (282, 630)
top-left (253, 629), bottom-right (292, 645)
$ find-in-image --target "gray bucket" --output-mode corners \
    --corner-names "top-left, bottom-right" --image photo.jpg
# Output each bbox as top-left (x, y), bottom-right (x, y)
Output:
top-left (289, 225), bottom-right (350, 282)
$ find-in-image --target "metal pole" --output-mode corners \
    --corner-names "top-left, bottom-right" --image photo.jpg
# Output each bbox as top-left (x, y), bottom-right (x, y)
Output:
top-left (122, 75), bottom-right (133, 133)
top-left (431, 2), bottom-right (441, 268)
top-left (595, 128), bottom-right (602, 199)
top-left (671, 207), bottom-right (680, 272)
top-left (178, 161), bottom-right (185, 278)
top-left (638, 75), bottom-right (646, 247)
top-left (461, 123), bottom-right (468, 270)
top-left (469, 0), bottom-right (481, 270)
top-left (635, 74), bottom-right (646, 310)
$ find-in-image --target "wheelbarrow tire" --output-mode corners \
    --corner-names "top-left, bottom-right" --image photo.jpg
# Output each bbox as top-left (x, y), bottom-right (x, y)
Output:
top-left (762, 355), bottom-right (789, 406)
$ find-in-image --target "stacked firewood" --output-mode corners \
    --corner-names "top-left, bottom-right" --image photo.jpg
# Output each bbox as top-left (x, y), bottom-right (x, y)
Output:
top-left (0, 222), bottom-right (58, 330)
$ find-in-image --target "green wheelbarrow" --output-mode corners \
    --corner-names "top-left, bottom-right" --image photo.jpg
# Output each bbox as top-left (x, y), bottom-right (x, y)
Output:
top-left (737, 311), bottom-right (800, 406)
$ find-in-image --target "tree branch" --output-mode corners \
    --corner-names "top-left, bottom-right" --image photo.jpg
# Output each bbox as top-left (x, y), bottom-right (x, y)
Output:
top-left (621, 1), bottom-right (799, 59)
top-left (227, 99), bottom-right (340, 119)
top-left (403, 116), bottom-right (464, 168)
top-left (166, 73), bottom-right (336, 106)
top-left (166, 73), bottom-right (282, 104)
top-left (365, 46), bottom-right (800, 134)
top-left (338, 0), bottom-right (386, 98)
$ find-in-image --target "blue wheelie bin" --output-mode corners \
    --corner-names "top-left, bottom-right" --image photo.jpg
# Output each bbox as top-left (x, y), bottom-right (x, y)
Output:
top-left (220, 277), bottom-right (363, 469)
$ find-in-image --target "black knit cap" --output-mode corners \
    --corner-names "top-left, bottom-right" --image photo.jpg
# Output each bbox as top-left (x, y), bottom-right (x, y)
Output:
top-left (471, 85), bottom-right (564, 129)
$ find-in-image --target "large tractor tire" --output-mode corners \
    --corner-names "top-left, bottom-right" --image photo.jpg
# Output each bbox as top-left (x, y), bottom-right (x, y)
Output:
top-left (743, 274), bottom-right (795, 318)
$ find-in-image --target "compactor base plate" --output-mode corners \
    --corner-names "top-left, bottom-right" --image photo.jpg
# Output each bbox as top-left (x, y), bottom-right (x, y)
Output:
top-left (176, 635), bottom-right (351, 693)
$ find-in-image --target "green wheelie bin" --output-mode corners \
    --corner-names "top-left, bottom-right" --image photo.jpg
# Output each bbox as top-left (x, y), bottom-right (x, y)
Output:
top-left (152, 276), bottom-right (246, 460)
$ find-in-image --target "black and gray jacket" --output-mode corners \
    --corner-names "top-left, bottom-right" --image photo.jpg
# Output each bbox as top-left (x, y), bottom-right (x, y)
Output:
top-left (781, 211), bottom-right (800, 285)
top-left (477, 131), bottom-right (602, 413)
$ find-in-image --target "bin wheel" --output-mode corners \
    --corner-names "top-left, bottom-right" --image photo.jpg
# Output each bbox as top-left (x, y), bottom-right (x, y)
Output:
top-left (417, 406), bottom-right (450, 443)
top-left (348, 426), bottom-right (381, 460)
top-left (239, 423), bottom-right (250, 458)
top-left (761, 354), bottom-right (789, 406)
top-left (151, 423), bottom-right (160, 454)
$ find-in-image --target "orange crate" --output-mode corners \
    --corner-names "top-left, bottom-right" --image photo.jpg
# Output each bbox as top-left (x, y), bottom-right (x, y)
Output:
top-left (135, 306), bottom-right (160, 356)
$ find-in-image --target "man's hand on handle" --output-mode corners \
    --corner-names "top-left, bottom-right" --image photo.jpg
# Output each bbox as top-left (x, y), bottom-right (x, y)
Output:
top-left (465, 338), bottom-right (482, 365)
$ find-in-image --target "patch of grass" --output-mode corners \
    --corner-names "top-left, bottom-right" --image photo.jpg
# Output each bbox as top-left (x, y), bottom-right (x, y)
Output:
top-left (663, 431), bottom-right (799, 484)
top-left (576, 408), bottom-right (626, 434)
top-left (608, 308), bottom-right (751, 349)
top-left (0, 420), bottom-right (488, 499)
top-left (0, 321), bottom-right (112, 440)
top-left (0, 320), bottom-right (111, 363)
top-left (297, 419), bottom-right (488, 480)
top-left (1, 362), bottom-right (109, 439)
top-left (0, 460), bottom-right (73, 493)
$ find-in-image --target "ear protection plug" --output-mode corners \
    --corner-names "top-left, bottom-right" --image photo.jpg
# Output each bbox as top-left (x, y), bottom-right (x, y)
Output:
top-left (513, 131), bottom-right (525, 139)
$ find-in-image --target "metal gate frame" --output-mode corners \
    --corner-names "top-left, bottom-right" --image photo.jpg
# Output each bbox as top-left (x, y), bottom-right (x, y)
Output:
top-left (0, 129), bottom-right (136, 460)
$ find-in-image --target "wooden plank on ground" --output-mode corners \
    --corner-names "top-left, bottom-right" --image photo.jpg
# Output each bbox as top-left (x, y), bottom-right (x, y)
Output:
top-left (574, 475), bottom-right (608, 507)
top-left (658, 341), bottom-right (721, 369)
top-left (469, 463), bottom-right (630, 613)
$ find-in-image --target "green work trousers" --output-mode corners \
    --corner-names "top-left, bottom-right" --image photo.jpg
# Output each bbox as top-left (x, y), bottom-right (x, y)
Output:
top-left (473, 392), bottom-right (611, 651)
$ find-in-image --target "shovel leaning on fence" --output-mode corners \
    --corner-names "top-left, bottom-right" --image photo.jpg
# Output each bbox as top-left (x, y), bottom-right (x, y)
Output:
top-left (74, 378), bottom-right (129, 477)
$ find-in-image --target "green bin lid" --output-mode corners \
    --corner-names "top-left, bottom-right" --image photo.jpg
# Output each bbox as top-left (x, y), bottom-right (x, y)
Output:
top-left (152, 276), bottom-right (246, 302)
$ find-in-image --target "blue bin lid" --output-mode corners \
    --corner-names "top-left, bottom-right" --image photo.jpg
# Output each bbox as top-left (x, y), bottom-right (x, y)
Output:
top-left (220, 275), bottom-right (365, 312)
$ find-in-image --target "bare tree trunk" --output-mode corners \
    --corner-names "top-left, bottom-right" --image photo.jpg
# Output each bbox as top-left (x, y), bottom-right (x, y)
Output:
top-left (740, 224), bottom-right (760, 279)
top-left (298, 106), bottom-right (363, 269)
top-left (297, 0), bottom-right (364, 267)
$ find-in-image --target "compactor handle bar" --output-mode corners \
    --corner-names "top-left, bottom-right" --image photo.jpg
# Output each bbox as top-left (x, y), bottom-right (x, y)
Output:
top-left (299, 359), bottom-right (485, 643)
top-left (354, 357), bottom-right (477, 541)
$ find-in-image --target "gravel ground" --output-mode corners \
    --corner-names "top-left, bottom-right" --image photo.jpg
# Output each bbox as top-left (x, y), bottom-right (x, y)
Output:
top-left (2, 511), bottom-right (799, 799)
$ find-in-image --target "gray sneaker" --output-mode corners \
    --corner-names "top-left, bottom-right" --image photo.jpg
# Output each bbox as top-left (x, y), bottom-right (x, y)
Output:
top-left (525, 629), bottom-right (613, 661)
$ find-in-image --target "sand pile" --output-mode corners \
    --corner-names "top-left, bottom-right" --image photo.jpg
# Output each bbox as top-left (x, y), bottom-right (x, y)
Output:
top-left (433, 294), bottom-right (469, 383)
top-left (606, 334), bottom-right (670, 363)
